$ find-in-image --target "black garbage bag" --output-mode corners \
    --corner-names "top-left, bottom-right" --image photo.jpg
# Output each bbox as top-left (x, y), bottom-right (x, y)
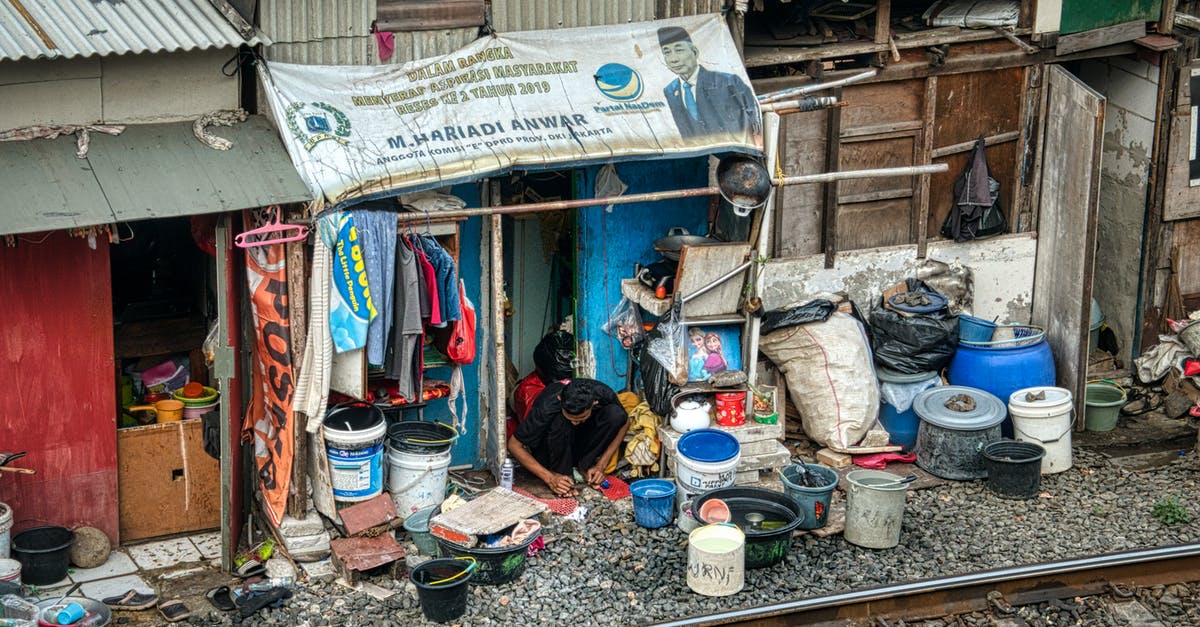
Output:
top-left (533, 330), bottom-right (575, 381)
top-left (869, 280), bottom-right (958, 374)
top-left (639, 328), bottom-right (679, 418)
top-left (760, 299), bottom-right (837, 335)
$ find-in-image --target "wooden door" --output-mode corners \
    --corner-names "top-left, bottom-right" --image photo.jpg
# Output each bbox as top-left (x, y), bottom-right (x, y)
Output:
top-left (1032, 65), bottom-right (1105, 420)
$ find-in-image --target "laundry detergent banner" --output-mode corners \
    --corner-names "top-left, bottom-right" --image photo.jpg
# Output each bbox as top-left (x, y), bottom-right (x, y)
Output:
top-left (258, 14), bottom-right (762, 208)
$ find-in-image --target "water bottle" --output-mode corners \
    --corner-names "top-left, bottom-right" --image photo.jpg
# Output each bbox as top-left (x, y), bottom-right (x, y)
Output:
top-left (247, 576), bottom-right (295, 592)
top-left (499, 459), bottom-right (514, 490)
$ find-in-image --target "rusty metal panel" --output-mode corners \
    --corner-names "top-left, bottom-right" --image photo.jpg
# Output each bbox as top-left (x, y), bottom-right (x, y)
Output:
top-left (490, 0), bottom-right (655, 32)
top-left (655, 0), bottom-right (726, 19)
top-left (376, 0), bottom-right (485, 32)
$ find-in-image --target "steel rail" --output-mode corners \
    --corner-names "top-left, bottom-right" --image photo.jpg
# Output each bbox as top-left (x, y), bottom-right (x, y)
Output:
top-left (648, 543), bottom-right (1200, 626)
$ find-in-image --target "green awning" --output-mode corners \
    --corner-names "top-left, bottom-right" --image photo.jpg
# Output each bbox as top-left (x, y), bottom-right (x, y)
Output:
top-left (0, 115), bottom-right (312, 236)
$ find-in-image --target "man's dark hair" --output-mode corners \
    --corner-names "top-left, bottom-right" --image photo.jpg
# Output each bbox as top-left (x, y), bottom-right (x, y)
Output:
top-left (560, 379), bottom-right (602, 415)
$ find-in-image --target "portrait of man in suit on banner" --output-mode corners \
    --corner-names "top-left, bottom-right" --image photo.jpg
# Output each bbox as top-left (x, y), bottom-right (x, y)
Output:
top-left (657, 25), bottom-right (762, 141)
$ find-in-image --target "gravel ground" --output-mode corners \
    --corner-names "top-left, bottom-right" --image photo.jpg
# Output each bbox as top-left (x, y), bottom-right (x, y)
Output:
top-left (184, 448), bottom-right (1200, 626)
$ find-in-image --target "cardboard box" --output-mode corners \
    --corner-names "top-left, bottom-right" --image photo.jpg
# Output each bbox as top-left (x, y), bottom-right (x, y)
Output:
top-left (118, 418), bottom-right (219, 541)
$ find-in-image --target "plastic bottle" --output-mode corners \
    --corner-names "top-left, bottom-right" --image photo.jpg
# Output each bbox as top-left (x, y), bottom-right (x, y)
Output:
top-left (499, 459), bottom-right (514, 490)
top-left (247, 576), bottom-right (295, 592)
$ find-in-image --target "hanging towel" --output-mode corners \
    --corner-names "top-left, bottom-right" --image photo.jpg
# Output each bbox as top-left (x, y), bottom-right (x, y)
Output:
top-left (295, 213), bottom-right (334, 433)
top-left (328, 212), bottom-right (377, 352)
top-left (351, 209), bottom-right (397, 366)
top-left (374, 30), bottom-right (395, 62)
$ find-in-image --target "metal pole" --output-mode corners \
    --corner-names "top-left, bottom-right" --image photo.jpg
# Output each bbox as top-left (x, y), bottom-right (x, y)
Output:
top-left (679, 261), bottom-right (754, 306)
top-left (774, 163), bottom-right (948, 185)
top-left (759, 96), bottom-right (842, 114)
top-left (757, 69), bottom-right (878, 103)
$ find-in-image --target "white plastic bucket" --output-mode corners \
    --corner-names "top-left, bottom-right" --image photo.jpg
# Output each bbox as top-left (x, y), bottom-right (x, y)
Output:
top-left (386, 446), bottom-right (452, 516)
top-left (844, 470), bottom-right (908, 549)
top-left (0, 502), bottom-right (11, 559)
top-left (675, 430), bottom-right (741, 494)
top-left (324, 413), bottom-right (387, 503)
top-left (0, 558), bottom-right (18, 582)
top-left (687, 524), bottom-right (744, 596)
top-left (1008, 386), bottom-right (1074, 475)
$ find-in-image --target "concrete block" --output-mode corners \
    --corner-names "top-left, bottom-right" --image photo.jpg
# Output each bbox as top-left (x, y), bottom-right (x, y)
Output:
top-left (278, 510), bottom-right (327, 538)
top-left (736, 443), bottom-right (792, 471)
top-left (300, 559), bottom-right (337, 583)
top-left (658, 420), bottom-right (784, 453)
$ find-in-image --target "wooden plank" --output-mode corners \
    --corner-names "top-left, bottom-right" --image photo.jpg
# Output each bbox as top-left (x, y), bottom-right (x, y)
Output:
top-left (285, 235), bottom-right (308, 519)
top-left (931, 130), bottom-right (1021, 159)
top-left (874, 0), bottom-right (891, 45)
top-left (1135, 34), bottom-right (1181, 52)
top-left (1032, 66), bottom-right (1104, 424)
top-left (429, 487), bottom-right (548, 539)
top-left (1013, 65), bottom-right (1038, 232)
top-left (775, 110), bottom-right (826, 258)
top-left (841, 120), bottom-right (924, 139)
top-left (1056, 20), bottom-right (1147, 56)
top-left (744, 25), bottom-right (1030, 67)
top-left (674, 243), bottom-right (752, 318)
top-left (1174, 220), bottom-right (1200, 296)
top-left (824, 88), bottom-right (843, 269)
top-left (118, 419), bottom-right (220, 541)
top-left (839, 187), bottom-right (914, 204)
top-left (837, 198), bottom-right (914, 249)
top-left (1162, 109), bottom-right (1200, 221)
top-left (917, 76), bottom-right (936, 258)
top-left (842, 80), bottom-right (924, 128)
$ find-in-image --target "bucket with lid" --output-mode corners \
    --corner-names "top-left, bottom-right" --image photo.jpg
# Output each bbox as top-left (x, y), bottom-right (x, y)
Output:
top-left (323, 402), bottom-right (387, 503)
top-left (779, 463), bottom-right (839, 530)
top-left (630, 479), bottom-right (676, 529)
top-left (844, 470), bottom-right (909, 549)
top-left (1008, 386), bottom-right (1074, 474)
top-left (687, 524), bottom-right (745, 596)
top-left (913, 386), bottom-right (1004, 480)
top-left (411, 557), bottom-right (475, 622)
top-left (982, 440), bottom-right (1046, 499)
top-left (402, 505), bottom-right (440, 556)
top-left (877, 368), bottom-right (942, 451)
top-left (386, 444), bottom-right (451, 517)
top-left (1084, 381), bottom-right (1126, 432)
top-left (674, 429), bottom-right (741, 494)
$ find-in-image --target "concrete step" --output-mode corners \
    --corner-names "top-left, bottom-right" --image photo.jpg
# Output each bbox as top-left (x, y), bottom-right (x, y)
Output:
top-left (658, 421), bottom-right (784, 454)
top-left (665, 441), bottom-right (792, 477)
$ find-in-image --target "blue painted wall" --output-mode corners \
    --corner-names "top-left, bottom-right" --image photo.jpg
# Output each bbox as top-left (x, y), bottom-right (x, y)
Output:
top-left (422, 183), bottom-right (484, 468)
top-left (575, 158), bottom-right (710, 391)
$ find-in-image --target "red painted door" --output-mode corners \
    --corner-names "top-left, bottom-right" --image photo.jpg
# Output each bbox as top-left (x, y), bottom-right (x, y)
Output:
top-left (0, 232), bottom-right (118, 542)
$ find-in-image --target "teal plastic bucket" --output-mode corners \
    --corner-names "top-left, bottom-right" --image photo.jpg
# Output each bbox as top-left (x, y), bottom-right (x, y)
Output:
top-left (631, 479), bottom-right (676, 528)
top-left (403, 505), bottom-right (440, 556)
top-left (780, 463), bottom-right (839, 530)
top-left (958, 315), bottom-right (996, 343)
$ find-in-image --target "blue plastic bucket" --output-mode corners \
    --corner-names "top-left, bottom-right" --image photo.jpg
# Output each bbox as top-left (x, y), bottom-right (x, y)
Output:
top-left (877, 368), bottom-right (940, 451)
top-left (631, 479), bottom-right (676, 528)
top-left (324, 402), bottom-right (387, 502)
top-left (958, 315), bottom-right (996, 343)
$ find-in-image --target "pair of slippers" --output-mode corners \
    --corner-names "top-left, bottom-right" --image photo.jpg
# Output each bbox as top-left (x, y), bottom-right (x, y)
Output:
top-left (101, 590), bottom-right (191, 623)
top-left (207, 584), bottom-right (293, 618)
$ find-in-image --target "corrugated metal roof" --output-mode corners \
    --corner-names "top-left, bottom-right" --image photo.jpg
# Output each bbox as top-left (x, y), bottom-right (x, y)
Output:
top-left (655, 0), bottom-right (726, 19)
top-left (490, 0), bottom-right (655, 32)
top-left (0, 0), bottom-right (266, 63)
top-left (0, 115), bottom-right (311, 236)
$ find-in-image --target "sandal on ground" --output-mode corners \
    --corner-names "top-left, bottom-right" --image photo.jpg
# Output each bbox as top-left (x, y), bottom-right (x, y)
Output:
top-left (158, 599), bottom-right (192, 623)
top-left (237, 587), bottom-right (293, 618)
top-left (102, 589), bottom-right (159, 610)
top-left (1121, 389), bottom-right (1164, 416)
top-left (206, 585), bottom-right (237, 612)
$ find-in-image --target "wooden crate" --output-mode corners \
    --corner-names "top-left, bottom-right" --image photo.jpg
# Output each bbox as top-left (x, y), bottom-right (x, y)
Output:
top-left (117, 418), bottom-right (219, 542)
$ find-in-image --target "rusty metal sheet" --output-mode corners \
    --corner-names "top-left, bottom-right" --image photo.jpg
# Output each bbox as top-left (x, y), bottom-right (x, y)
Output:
top-left (338, 493), bottom-right (399, 536)
top-left (330, 535), bottom-right (406, 572)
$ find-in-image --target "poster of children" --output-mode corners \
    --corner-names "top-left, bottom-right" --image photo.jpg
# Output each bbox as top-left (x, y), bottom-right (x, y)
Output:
top-left (686, 325), bottom-right (742, 382)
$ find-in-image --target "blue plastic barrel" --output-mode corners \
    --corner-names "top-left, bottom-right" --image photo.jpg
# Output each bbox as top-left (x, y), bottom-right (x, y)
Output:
top-left (947, 338), bottom-right (1055, 437)
top-left (877, 368), bottom-right (941, 451)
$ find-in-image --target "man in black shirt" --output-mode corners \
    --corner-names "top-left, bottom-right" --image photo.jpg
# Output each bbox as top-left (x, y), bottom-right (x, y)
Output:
top-left (508, 378), bottom-right (629, 497)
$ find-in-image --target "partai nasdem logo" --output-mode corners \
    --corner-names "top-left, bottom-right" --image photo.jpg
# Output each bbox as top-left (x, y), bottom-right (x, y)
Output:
top-left (594, 63), bottom-right (643, 102)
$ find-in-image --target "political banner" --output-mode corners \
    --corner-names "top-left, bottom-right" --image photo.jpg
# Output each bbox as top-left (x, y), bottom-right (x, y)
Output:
top-left (258, 14), bottom-right (762, 208)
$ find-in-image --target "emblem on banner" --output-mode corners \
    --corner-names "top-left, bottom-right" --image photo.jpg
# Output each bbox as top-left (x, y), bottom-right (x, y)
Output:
top-left (285, 101), bottom-right (351, 150)
top-left (594, 63), bottom-right (643, 102)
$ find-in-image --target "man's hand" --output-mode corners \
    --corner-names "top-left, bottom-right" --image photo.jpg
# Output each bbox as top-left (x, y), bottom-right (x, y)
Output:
top-left (585, 466), bottom-right (606, 488)
top-left (542, 472), bottom-right (577, 497)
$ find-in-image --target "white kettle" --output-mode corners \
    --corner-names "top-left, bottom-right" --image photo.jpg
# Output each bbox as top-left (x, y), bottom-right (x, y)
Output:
top-left (671, 399), bottom-right (712, 433)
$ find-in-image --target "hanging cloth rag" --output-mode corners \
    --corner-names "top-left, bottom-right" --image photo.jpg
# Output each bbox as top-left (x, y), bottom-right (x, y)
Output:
top-left (408, 234), bottom-right (441, 325)
top-left (296, 211), bottom-right (336, 431)
top-left (374, 30), bottom-right (395, 62)
top-left (350, 209), bottom-right (397, 367)
top-left (386, 234), bottom-right (425, 401)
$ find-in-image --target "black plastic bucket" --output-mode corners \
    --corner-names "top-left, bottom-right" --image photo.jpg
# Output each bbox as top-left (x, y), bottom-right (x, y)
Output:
top-left (434, 526), bottom-right (540, 585)
top-left (411, 558), bottom-right (474, 623)
top-left (12, 526), bottom-right (73, 585)
top-left (387, 420), bottom-right (458, 454)
top-left (692, 487), bottom-right (803, 569)
top-left (982, 440), bottom-right (1045, 499)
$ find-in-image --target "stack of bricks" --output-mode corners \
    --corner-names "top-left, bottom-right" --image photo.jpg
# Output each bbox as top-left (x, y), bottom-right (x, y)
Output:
top-left (658, 419), bottom-right (790, 497)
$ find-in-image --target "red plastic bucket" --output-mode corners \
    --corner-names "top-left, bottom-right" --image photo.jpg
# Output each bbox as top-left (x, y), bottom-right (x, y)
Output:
top-left (714, 392), bottom-right (747, 427)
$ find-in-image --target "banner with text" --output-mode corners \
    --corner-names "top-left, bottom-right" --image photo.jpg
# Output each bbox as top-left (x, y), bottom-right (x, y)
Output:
top-left (259, 14), bottom-right (762, 208)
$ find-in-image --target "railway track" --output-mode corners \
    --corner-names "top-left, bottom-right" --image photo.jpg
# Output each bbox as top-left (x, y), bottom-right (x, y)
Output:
top-left (650, 543), bottom-right (1200, 626)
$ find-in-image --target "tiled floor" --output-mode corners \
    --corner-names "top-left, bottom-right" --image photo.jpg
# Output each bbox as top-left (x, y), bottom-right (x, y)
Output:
top-left (39, 531), bottom-right (215, 598)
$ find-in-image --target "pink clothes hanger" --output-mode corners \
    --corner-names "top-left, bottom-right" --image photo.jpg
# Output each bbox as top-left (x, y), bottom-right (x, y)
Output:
top-left (234, 205), bottom-right (310, 248)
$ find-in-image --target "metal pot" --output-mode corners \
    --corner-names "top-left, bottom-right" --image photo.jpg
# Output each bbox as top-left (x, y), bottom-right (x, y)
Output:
top-left (717, 155), bottom-right (771, 216)
top-left (653, 227), bottom-right (718, 261)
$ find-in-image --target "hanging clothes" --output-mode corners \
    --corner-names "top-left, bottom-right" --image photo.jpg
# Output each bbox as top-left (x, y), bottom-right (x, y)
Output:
top-left (407, 233), bottom-right (442, 325)
top-left (415, 234), bottom-right (461, 326)
top-left (351, 209), bottom-right (397, 367)
top-left (386, 234), bottom-right (425, 401)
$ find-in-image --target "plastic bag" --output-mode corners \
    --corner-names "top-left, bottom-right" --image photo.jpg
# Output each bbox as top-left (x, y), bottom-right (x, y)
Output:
top-left (870, 280), bottom-right (958, 374)
top-left (879, 375), bottom-right (943, 415)
top-left (602, 297), bottom-right (645, 350)
top-left (202, 320), bottom-right (220, 367)
top-left (647, 305), bottom-right (687, 384)
top-left (639, 328), bottom-right (680, 418)
top-left (760, 299), bottom-right (837, 335)
top-left (533, 330), bottom-right (575, 381)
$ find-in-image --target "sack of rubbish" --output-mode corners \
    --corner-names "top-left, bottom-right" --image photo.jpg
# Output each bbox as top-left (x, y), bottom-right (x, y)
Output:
top-left (870, 279), bottom-right (958, 374)
top-left (759, 302), bottom-right (880, 451)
